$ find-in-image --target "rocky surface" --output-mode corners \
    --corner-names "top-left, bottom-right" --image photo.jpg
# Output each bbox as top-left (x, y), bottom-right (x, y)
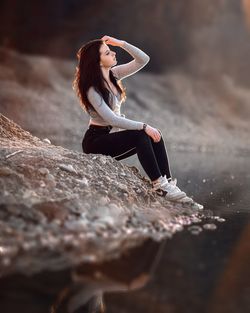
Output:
top-left (0, 113), bottom-right (211, 312)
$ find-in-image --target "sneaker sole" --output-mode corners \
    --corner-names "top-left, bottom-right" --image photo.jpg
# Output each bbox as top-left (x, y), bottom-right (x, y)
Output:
top-left (176, 197), bottom-right (194, 204)
top-left (179, 199), bottom-right (204, 210)
top-left (169, 199), bottom-right (204, 209)
top-left (152, 183), bottom-right (203, 209)
top-left (155, 189), bottom-right (186, 200)
top-left (191, 202), bottom-right (204, 210)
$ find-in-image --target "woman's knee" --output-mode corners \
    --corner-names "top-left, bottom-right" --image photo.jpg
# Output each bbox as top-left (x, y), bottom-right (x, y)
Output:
top-left (156, 128), bottom-right (164, 141)
top-left (135, 129), bottom-right (151, 144)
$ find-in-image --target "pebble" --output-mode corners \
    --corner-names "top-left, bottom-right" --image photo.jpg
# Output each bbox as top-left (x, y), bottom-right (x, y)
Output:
top-left (98, 216), bottom-right (115, 228)
top-left (191, 202), bottom-right (204, 210)
top-left (116, 182), bottom-right (129, 191)
top-left (59, 164), bottom-right (78, 174)
top-left (217, 217), bottom-right (226, 222)
top-left (99, 156), bottom-right (107, 164)
top-left (55, 188), bottom-right (63, 194)
top-left (22, 189), bottom-right (38, 199)
top-left (203, 223), bottom-right (217, 230)
top-left (64, 220), bottom-right (88, 231)
top-left (38, 168), bottom-right (50, 175)
top-left (42, 138), bottom-right (51, 144)
top-left (80, 255), bottom-right (97, 262)
top-left (74, 177), bottom-right (89, 187)
top-left (98, 196), bottom-right (110, 206)
top-left (46, 174), bottom-right (57, 187)
top-left (52, 219), bottom-right (62, 226)
top-left (171, 224), bottom-right (184, 232)
top-left (40, 181), bottom-right (46, 188)
top-left (0, 167), bottom-right (13, 176)
top-left (191, 217), bottom-right (202, 223)
top-left (22, 241), bottom-right (37, 251)
top-left (188, 225), bottom-right (203, 235)
top-left (105, 176), bottom-right (111, 182)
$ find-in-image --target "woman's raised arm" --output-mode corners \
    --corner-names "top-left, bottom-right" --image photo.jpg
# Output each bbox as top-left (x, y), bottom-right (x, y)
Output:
top-left (111, 41), bottom-right (150, 80)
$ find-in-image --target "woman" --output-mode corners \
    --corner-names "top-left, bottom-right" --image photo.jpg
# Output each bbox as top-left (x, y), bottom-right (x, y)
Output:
top-left (73, 35), bottom-right (201, 206)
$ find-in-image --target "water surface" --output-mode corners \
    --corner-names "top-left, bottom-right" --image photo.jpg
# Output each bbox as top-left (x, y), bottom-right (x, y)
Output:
top-left (106, 148), bottom-right (250, 313)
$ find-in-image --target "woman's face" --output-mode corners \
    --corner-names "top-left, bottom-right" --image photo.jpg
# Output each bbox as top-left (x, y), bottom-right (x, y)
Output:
top-left (99, 43), bottom-right (117, 68)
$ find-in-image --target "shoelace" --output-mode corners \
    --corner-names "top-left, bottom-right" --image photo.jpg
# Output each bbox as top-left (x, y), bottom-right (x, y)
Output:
top-left (164, 177), bottom-right (181, 191)
top-left (154, 179), bottom-right (177, 192)
top-left (164, 175), bottom-right (177, 186)
top-left (164, 177), bottom-right (186, 195)
top-left (170, 181), bottom-right (183, 192)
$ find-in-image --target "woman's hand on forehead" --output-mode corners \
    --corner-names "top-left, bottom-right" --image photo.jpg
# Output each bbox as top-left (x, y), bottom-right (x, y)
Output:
top-left (101, 35), bottom-right (124, 47)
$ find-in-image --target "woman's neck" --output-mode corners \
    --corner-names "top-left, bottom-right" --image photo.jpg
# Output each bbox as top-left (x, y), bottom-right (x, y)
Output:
top-left (101, 66), bottom-right (111, 83)
top-left (101, 66), bottom-right (118, 96)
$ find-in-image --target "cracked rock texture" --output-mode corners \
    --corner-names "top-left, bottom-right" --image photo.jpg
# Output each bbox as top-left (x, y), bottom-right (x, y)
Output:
top-left (0, 113), bottom-right (205, 277)
top-left (0, 114), bottom-right (209, 312)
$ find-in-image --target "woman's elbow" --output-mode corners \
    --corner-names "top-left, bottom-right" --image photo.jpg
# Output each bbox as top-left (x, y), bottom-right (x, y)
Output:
top-left (138, 55), bottom-right (150, 66)
top-left (144, 55), bottom-right (150, 64)
top-left (140, 55), bottom-right (150, 67)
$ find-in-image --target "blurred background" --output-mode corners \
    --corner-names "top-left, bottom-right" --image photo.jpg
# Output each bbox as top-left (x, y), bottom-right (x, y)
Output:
top-left (1, 0), bottom-right (250, 151)
top-left (0, 1), bottom-right (249, 312)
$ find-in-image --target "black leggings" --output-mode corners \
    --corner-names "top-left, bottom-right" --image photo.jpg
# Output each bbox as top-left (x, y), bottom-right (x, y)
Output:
top-left (82, 125), bottom-right (172, 181)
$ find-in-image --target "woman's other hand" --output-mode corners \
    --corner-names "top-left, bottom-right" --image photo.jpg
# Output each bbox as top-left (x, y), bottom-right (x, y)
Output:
top-left (144, 125), bottom-right (162, 142)
top-left (101, 35), bottom-right (124, 47)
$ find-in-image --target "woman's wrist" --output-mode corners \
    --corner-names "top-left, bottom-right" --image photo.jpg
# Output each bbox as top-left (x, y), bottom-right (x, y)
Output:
top-left (119, 40), bottom-right (126, 47)
top-left (143, 123), bottom-right (147, 131)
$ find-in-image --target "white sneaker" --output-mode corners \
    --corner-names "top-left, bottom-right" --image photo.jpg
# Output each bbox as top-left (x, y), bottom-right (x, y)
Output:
top-left (167, 177), bottom-right (187, 194)
top-left (152, 176), bottom-right (186, 201)
top-left (165, 176), bottom-right (204, 209)
top-left (176, 195), bottom-right (194, 203)
top-left (167, 177), bottom-right (192, 203)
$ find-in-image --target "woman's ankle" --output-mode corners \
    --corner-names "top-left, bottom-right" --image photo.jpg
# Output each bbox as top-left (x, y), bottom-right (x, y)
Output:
top-left (151, 176), bottom-right (163, 184)
top-left (152, 175), bottom-right (172, 186)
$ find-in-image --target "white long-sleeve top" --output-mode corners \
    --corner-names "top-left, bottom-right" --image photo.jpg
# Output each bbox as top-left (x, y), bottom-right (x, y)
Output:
top-left (86, 41), bottom-right (150, 131)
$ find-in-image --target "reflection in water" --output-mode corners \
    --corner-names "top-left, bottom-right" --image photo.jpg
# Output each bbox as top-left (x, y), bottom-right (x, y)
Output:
top-left (106, 150), bottom-right (250, 313)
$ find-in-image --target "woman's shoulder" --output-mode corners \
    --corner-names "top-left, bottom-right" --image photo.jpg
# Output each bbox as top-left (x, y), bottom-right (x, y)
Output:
top-left (87, 85), bottom-right (95, 94)
top-left (87, 86), bottom-right (100, 98)
top-left (87, 86), bottom-right (103, 106)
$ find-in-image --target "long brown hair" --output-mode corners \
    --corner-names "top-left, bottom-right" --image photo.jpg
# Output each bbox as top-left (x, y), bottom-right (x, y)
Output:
top-left (72, 39), bottom-right (126, 113)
